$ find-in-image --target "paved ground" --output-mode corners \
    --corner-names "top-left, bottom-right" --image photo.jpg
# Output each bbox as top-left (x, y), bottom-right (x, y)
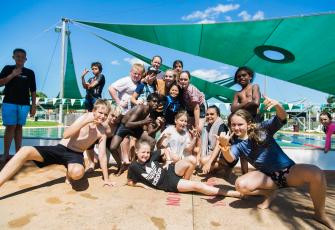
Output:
top-left (0, 161), bottom-right (334, 230)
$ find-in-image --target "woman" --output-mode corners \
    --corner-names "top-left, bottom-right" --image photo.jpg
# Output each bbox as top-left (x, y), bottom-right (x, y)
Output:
top-left (217, 97), bottom-right (334, 229)
top-left (200, 105), bottom-right (237, 174)
top-left (319, 111), bottom-right (335, 153)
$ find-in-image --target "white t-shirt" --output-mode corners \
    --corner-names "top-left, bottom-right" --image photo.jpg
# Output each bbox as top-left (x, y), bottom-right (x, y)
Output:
top-left (111, 76), bottom-right (138, 113)
top-left (158, 125), bottom-right (191, 158)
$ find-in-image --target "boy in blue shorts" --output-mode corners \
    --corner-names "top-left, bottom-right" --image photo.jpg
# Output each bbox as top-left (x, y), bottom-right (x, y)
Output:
top-left (0, 48), bottom-right (36, 162)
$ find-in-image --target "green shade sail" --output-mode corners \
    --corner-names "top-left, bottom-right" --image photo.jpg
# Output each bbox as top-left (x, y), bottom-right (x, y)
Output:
top-left (75, 13), bottom-right (335, 95)
top-left (62, 36), bottom-right (82, 99)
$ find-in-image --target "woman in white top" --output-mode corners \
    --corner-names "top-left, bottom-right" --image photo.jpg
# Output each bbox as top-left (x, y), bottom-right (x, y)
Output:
top-left (157, 111), bottom-right (198, 162)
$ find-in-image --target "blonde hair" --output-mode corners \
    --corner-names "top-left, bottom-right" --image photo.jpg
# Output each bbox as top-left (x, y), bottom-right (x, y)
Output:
top-left (228, 109), bottom-right (267, 146)
top-left (93, 99), bottom-right (111, 114)
top-left (175, 110), bottom-right (188, 122)
top-left (132, 63), bottom-right (145, 76)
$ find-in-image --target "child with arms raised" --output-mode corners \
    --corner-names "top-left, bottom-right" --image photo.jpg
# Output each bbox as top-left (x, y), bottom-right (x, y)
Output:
top-left (218, 97), bottom-right (334, 229)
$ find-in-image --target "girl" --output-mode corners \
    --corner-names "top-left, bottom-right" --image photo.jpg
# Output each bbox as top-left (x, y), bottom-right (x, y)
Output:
top-left (156, 111), bottom-right (198, 162)
top-left (162, 83), bottom-right (182, 126)
top-left (131, 68), bottom-right (157, 105)
top-left (178, 71), bottom-right (206, 133)
top-left (156, 69), bottom-right (176, 97)
top-left (127, 140), bottom-right (241, 197)
top-left (218, 97), bottom-right (334, 229)
top-left (319, 111), bottom-right (335, 153)
top-left (200, 105), bottom-right (237, 174)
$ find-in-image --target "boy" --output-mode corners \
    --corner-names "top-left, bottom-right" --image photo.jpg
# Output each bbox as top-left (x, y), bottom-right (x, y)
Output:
top-left (81, 62), bottom-right (105, 112)
top-left (0, 48), bottom-right (36, 162)
top-left (0, 99), bottom-right (114, 189)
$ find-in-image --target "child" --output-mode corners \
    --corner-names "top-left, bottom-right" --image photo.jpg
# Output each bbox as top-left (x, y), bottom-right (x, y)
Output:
top-left (85, 105), bottom-right (123, 172)
top-left (231, 66), bottom-right (261, 174)
top-left (109, 93), bottom-right (160, 176)
top-left (319, 111), bottom-right (335, 153)
top-left (81, 62), bottom-right (105, 112)
top-left (127, 139), bottom-right (241, 197)
top-left (0, 99), bottom-right (115, 188)
top-left (157, 111), bottom-right (198, 162)
top-left (231, 66), bottom-right (260, 119)
top-left (162, 83), bottom-right (182, 126)
top-left (131, 67), bottom-right (157, 105)
top-left (218, 97), bottom-right (334, 229)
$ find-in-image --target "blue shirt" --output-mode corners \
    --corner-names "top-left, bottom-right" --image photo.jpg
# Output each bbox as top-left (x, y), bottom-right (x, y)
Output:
top-left (231, 116), bottom-right (295, 174)
top-left (135, 82), bottom-right (156, 102)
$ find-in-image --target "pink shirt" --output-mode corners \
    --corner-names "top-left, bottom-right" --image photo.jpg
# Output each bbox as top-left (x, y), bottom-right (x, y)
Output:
top-left (182, 84), bottom-right (205, 111)
top-left (324, 122), bottom-right (335, 151)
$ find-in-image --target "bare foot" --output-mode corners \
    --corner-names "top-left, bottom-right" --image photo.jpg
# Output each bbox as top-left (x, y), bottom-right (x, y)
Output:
top-left (314, 214), bottom-right (335, 230)
top-left (86, 162), bottom-right (95, 173)
top-left (219, 189), bottom-right (241, 198)
top-left (257, 190), bottom-right (277, 209)
top-left (65, 175), bottom-right (72, 185)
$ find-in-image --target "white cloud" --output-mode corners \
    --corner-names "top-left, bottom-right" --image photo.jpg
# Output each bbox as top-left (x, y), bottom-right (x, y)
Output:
top-left (182, 4), bottom-right (240, 21)
top-left (123, 57), bottom-right (145, 66)
top-left (252, 11), bottom-right (265, 20)
top-left (191, 69), bottom-right (231, 82)
top-left (238, 10), bottom-right (251, 21)
top-left (238, 10), bottom-right (265, 21)
top-left (110, 60), bottom-right (120, 65)
top-left (197, 19), bottom-right (216, 24)
top-left (225, 16), bottom-right (233, 22)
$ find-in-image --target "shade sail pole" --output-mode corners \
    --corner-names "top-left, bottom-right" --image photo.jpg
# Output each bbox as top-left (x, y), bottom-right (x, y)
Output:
top-left (58, 18), bottom-right (69, 124)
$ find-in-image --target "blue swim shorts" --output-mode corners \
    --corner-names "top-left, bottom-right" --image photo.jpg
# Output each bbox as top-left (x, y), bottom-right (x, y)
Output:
top-left (2, 103), bottom-right (31, 126)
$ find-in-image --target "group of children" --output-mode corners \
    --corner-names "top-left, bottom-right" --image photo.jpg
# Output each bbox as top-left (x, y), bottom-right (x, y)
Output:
top-left (0, 58), bottom-right (334, 229)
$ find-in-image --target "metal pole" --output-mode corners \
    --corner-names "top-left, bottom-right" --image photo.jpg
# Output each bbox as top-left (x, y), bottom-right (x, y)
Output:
top-left (58, 18), bottom-right (68, 124)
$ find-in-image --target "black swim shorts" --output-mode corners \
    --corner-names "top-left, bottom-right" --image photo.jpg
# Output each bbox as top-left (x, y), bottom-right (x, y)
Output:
top-left (33, 144), bottom-right (84, 168)
top-left (115, 123), bottom-right (143, 139)
top-left (265, 164), bottom-right (295, 189)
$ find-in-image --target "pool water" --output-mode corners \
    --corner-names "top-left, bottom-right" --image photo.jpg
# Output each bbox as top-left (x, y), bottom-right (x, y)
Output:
top-left (275, 132), bottom-right (334, 149)
top-left (0, 127), bottom-right (64, 139)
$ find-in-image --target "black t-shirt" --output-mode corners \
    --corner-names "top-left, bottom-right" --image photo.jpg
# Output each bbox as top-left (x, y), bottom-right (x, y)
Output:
top-left (86, 74), bottom-right (105, 98)
top-left (0, 65), bottom-right (36, 105)
top-left (218, 123), bottom-right (229, 135)
top-left (127, 150), bottom-right (169, 190)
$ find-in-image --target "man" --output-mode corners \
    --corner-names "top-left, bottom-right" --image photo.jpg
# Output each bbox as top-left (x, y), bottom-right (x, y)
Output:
top-left (0, 48), bottom-right (36, 162)
top-left (0, 99), bottom-right (114, 188)
top-left (81, 62), bottom-right (105, 112)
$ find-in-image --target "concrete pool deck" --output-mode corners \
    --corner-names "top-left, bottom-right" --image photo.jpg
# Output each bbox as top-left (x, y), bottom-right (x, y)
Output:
top-left (0, 161), bottom-right (334, 230)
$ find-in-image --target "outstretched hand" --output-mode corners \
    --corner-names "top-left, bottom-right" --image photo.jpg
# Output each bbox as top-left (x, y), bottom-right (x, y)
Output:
top-left (216, 131), bottom-right (234, 147)
top-left (263, 96), bottom-right (280, 111)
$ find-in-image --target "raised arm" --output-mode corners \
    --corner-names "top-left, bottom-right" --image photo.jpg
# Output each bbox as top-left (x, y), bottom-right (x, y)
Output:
top-left (63, 113), bottom-right (94, 139)
top-left (81, 69), bottom-right (89, 89)
top-left (263, 96), bottom-right (287, 121)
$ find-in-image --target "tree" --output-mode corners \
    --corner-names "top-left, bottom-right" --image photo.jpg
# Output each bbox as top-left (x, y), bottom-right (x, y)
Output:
top-left (36, 91), bottom-right (48, 98)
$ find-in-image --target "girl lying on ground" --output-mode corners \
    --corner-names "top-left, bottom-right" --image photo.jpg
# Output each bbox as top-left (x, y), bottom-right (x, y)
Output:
top-left (127, 140), bottom-right (241, 197)
top-left (217, 96), bottom-right (334, 229)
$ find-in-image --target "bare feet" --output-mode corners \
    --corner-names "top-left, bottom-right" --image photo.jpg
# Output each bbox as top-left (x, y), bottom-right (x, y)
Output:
top-left (314, 214), bottom-right (335, 230)
top-left (257, 190), bottom-right (277, 209)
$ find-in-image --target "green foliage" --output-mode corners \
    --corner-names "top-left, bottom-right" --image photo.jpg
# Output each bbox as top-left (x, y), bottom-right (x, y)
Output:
top-left (36, 91), bottom-right (48, 98)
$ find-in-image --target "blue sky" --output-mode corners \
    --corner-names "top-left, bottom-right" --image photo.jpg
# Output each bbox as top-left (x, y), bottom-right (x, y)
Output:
top-left (0, 0), bottom-right (334, 105)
